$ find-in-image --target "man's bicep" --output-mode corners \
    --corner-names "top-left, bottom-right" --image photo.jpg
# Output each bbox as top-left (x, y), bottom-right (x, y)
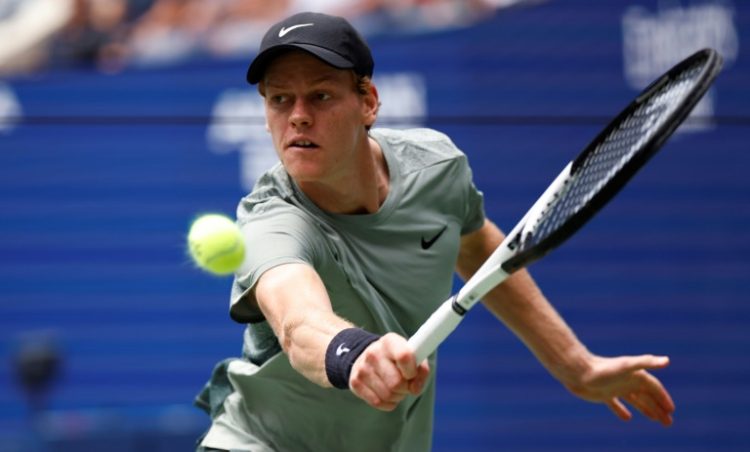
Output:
top-left (456, 219), bottom-right (505, 281)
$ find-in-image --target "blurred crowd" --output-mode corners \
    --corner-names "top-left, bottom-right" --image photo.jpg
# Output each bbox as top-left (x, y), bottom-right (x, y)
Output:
top-left (0, 0), bottom-right (532, 76)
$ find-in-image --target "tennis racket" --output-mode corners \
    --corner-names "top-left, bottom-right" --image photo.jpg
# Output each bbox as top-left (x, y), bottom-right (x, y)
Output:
top-left (408, 48), bottom-right (723, 363)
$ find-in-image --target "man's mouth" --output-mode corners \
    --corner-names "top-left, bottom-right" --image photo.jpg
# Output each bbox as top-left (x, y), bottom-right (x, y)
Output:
top-left (289, 139), bottom-right (319, 149)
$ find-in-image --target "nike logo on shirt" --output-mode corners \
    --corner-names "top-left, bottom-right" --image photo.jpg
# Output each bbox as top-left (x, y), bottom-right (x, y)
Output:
top-left (421, 225), bottom-right (448, 250)
top-left (279, 23), bottom-right (314, 37)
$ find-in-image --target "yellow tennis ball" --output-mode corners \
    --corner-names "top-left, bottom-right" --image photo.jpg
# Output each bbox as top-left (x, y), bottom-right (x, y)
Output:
top-left (187, 214), bottom-right (245, 275)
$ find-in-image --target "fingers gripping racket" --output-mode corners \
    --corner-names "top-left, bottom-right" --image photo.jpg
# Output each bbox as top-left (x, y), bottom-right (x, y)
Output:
top-left (408, 48), bottom-right (723, 363)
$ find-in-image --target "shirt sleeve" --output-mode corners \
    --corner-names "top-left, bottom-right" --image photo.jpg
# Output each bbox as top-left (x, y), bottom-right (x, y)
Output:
top-left (457, 154), bottom-right (486, 236)
top-left (229, 199), bottom-right (323, 323)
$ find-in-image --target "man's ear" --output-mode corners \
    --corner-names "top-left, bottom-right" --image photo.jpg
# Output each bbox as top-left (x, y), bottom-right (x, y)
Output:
top-left (265, 122), bottom-right (270, 133)
top-left (363, 83), bottom-right (380, 128)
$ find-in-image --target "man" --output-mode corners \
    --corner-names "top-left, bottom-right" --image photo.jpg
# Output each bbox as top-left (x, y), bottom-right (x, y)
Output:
top-left (196, 12), bottom-right (675, 451)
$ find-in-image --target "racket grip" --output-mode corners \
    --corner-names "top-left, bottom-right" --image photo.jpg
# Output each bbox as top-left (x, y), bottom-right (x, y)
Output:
top-left (408, 296), bottom-right (465, 363)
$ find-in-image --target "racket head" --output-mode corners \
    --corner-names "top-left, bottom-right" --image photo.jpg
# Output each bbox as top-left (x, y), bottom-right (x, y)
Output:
top-left (502, 48), bottom-right (723, 273)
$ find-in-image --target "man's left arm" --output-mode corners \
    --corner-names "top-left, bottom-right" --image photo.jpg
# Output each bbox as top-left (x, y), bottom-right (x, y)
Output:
top-left (456, 219), bottom-right (675, 426)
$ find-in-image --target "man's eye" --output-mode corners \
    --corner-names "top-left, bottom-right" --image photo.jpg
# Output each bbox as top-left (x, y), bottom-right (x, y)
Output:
top-left (317, 92), bottom-right (331, 101)
top-left (271, 95), bottom-right (288, 104)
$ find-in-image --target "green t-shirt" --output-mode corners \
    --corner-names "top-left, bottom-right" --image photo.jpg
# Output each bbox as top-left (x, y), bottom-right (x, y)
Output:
top-left (199, 128), bottom-right (485, 451)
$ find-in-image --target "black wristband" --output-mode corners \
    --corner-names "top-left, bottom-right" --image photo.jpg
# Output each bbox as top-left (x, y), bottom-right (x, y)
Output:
top-left (325, 328), bottom-right (381, 389)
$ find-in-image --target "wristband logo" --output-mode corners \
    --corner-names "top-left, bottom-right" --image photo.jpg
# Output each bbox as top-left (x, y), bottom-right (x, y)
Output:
top-left (336, 343), bottom-right (351, 356)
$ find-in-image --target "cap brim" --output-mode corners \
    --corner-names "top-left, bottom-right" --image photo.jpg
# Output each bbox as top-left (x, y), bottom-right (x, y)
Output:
top-left (246, 44), bottom-right (354, 84)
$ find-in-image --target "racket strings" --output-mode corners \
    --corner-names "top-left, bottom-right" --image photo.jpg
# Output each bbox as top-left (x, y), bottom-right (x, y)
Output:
top-left (521, 61), bottom-right (705, 248)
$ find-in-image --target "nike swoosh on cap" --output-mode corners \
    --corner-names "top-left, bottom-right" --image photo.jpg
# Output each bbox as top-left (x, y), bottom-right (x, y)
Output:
top-left (279, 23), bottom-right (314, 37)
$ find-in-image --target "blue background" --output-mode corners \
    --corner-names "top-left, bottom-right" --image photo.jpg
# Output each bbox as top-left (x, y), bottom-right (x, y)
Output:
top-left (1, 1), bottom-right (748, 450)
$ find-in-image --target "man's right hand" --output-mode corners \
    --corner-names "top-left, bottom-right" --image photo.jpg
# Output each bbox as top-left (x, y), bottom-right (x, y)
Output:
top-left (348, 333), bottom-right (430, 411)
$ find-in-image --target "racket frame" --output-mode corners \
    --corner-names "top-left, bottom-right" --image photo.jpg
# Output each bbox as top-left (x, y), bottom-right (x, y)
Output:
top-left (407, 48), bottom-right (723, 364)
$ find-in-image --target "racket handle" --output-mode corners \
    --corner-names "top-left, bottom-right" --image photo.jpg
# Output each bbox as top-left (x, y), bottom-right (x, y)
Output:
top-left (408, 296), bottom-right (465, 363)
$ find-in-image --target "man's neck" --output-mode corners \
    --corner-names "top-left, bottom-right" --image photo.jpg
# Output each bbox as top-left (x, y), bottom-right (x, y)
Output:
top-left (297, 136), bottom-right (389, 215)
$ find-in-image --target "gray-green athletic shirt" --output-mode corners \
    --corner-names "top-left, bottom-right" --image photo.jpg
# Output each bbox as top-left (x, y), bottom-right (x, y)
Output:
top-left (198, 128), bottom-right (485, 452)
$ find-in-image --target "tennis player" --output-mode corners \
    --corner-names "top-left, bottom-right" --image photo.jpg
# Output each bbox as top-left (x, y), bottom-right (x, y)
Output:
top-left (196, 12), bottom-right (675, 451)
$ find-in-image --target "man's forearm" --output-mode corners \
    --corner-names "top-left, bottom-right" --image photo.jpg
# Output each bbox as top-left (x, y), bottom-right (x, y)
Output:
top-left (480, 269), bottom-right (593, 386)
top-left (255, 263), bottom-right (353, 387)
top-left (456, 219), bottom-right (592, 387)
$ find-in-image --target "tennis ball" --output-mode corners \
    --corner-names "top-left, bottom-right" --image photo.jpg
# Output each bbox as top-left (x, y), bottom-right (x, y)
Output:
top-left (187, 214), bottom-right (245, 275)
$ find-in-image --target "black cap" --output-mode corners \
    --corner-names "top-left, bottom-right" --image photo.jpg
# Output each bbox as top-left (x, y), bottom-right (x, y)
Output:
top-left (246, 12), bottom-right (374, 85)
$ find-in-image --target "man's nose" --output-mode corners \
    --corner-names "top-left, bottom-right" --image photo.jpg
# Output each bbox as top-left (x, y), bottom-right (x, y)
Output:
top-left (289, 99), bottom-right (312, 128)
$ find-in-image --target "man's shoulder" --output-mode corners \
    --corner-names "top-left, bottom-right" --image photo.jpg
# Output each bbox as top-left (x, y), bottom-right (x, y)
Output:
top-left (371, 127), bottom-right (467, 173)
top-left (372, 127), bottom-right (461, 153)
top-left (237, 165), bottom-right (310, 223)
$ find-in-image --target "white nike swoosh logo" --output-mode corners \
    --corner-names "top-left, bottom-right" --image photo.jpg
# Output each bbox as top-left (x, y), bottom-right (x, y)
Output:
top-left (279, 23), bottom-right (314, 37)
top-left (336, 343), bottom-right (350, 356)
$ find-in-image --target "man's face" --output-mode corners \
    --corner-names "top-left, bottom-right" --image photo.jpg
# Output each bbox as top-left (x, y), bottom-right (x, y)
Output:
top-left (261, 51), bottom-right (378, 185)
